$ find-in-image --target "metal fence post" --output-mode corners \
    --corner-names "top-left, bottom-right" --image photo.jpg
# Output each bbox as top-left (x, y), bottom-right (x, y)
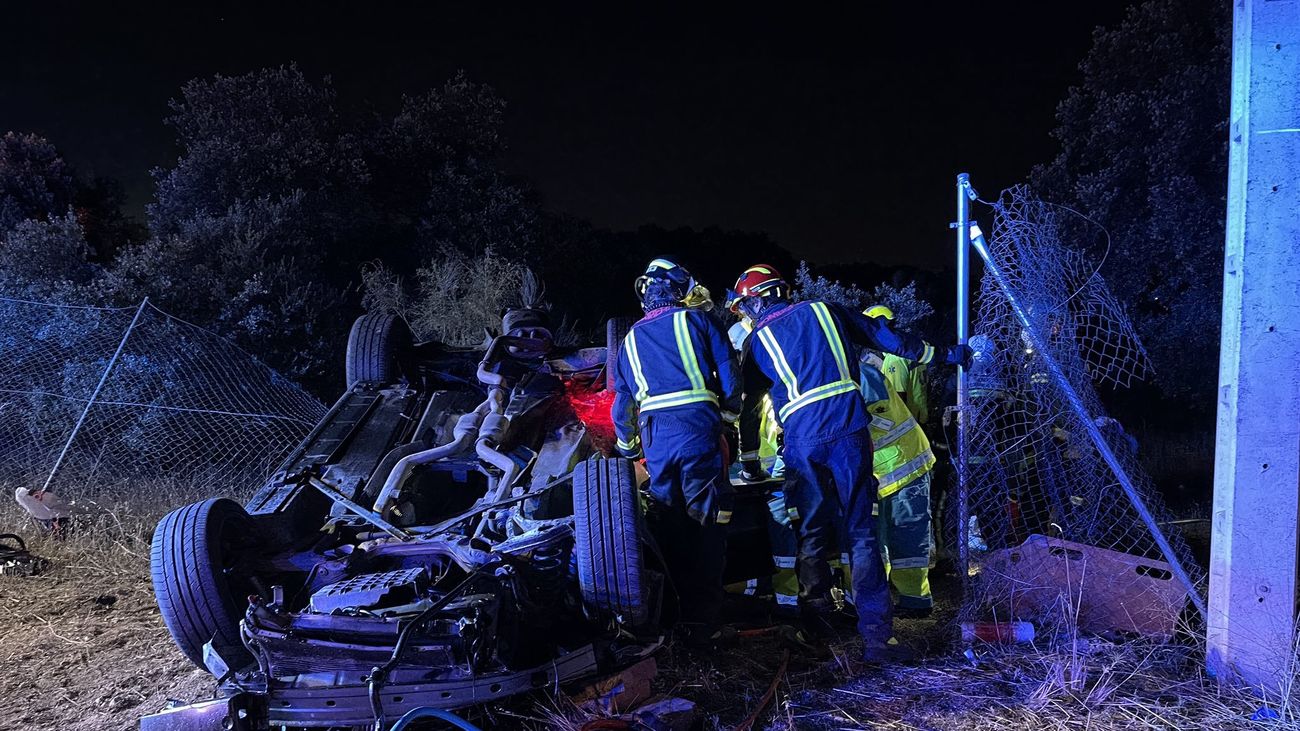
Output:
top-left (954, 173), bottom-right (973, 584)
top-left (37, 297), bottom-right (150, 495)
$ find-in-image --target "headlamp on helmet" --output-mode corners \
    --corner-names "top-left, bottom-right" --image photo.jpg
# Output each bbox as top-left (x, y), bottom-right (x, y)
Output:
top-left (634, 257), bottom-right (698, 309)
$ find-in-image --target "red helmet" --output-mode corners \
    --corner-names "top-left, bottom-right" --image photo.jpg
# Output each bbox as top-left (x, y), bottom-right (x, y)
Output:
top-left (728, 265), bottom-right (788, 312)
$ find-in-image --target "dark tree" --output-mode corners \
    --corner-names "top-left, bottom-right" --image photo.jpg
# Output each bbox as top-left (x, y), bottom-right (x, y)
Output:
top-left (104, 192), bottom-right (345, 384)
top-left (1032, 0), bottom-right (1231, 407)
top-left (369, 73), bottom-right (538, 266)
top-left (0, 212), bottom-right (98, 298)
top-left (149, 64), bottom-right (363, 236)
top-left (118, 66), bottom-right (541, 392)
top-left (0, 132), bottom-right (75, 233)
top-left (72, 177), bottom-right (147, 262)
top-left (0, 133), bottom-right (138, 300)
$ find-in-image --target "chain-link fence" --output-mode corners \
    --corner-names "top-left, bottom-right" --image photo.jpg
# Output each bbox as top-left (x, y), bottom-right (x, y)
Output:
top-left (0, 296), bottom-right (325, 505)
top-left (957, 186), bottom-right (1204, 638)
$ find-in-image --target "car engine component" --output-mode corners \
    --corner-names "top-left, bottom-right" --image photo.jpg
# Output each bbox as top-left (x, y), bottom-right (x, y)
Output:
top-left (309, 567), bottom-right (429, 615)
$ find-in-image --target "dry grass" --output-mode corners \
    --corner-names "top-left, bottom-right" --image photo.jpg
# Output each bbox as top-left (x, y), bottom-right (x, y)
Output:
top-left (0, 488), bottom-right (219, 731)
top-left (1, 489), bottom-right (1295, 731)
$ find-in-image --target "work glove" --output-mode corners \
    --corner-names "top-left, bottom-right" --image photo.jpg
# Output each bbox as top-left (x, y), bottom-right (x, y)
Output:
top-left (945, 343), bottom-right (974, 369)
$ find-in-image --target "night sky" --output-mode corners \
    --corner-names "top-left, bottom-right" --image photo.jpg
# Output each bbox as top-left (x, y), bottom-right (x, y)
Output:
top-left (1, 2), bottom-right (1133, 267)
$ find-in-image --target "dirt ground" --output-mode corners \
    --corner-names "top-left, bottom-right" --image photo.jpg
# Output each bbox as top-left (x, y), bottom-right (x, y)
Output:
top-left (0, 504), bottom-right (1290, 731)
top-left (0, 518), bottom-right (211, 731)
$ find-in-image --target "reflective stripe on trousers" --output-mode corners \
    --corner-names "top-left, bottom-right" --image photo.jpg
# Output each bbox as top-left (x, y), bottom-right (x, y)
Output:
top-left (878, 471), bottom-right (933, 609)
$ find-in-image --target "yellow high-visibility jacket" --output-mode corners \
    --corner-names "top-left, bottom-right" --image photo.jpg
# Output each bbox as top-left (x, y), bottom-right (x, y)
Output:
top-left (861, 352), bottom-right (935, 498)
top-left (881, 353), bottom-right (929, 425)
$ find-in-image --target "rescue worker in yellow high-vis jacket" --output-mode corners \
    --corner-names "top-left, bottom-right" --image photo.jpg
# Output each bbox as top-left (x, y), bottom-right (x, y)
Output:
top-left (865, 305), bottom-right (929, 425)
top-left (860, 349), bottom-right (937, 617)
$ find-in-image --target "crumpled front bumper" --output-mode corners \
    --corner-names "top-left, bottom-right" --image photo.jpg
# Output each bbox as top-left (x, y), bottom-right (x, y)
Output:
top-left (140, 644), bottom-right (599, 730)
top-left (140, 694), bottom-right (268, 731)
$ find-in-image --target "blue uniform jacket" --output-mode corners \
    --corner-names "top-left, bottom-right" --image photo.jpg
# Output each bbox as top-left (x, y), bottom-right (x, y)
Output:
top-left (612, 307), bottom-right (743, 457)
top-left (740, 301), bottom-right (936, 452)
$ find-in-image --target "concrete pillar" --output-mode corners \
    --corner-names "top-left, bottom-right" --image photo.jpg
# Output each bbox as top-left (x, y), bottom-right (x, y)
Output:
top-left (1208, 0), bottom-right (1300, 691)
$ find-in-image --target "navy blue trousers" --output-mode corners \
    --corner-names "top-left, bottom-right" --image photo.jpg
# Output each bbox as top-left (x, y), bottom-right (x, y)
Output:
top-left (784, 428), bottom-right (892, 641)
top-left (640, 406), bottom-right (729, 626)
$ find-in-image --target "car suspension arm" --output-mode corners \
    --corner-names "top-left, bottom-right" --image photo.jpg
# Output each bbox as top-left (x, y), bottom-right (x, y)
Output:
top-left (306, 476), bottom-right (410, 540)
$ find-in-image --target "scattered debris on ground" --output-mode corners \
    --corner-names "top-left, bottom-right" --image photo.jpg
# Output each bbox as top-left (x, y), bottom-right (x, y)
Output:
top-left (0, 531), bottom-right (49, 576)
top-left (1, 501), bottom-right (1295, 731)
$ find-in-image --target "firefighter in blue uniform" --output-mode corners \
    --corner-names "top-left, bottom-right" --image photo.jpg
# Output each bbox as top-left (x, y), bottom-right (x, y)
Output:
top-left (611, 258), bottom-right (743, 645)
top-left (729, 264), bottom-right (970, 663)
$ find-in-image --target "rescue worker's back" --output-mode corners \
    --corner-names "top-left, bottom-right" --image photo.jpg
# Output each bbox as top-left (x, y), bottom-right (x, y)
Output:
top-left (610, 258), bottom-right (741, 648)
top-left (739, 300), bottom-right (936, 450)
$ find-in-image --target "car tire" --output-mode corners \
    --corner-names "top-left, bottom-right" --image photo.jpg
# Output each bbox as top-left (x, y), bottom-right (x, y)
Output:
top-left (573, 456), bottom-right (648, 625)
top-left (150, 498), bottom-right (259, 671)
top-left (346, 313), bottom-right (413, 389)
top-left (605, 317), bottom-right (633, 391)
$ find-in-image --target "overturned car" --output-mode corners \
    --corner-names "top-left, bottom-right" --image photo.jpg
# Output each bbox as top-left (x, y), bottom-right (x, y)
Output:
top-left (143, 310), bottom-right (711, 730)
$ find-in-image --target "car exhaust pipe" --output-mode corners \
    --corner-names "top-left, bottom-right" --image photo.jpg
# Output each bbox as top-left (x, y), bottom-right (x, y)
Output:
top-left (476, 335), bottom-right (509, 387)
top-left (373, 397), bottom-right (493, 518)
top-left (476, 410), bottom-right (519, 502)
top-left (476, 334), bottom-right (550, 387)
top-left (475, 333), bottom-right (517, 504)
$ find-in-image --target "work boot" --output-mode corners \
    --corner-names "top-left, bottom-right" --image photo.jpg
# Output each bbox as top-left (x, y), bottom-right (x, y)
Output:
top-left (861, 636), bottom-right (917, 665)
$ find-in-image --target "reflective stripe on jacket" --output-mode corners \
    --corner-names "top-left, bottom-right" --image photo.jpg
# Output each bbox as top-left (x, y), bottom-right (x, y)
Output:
top-left (860, 352), bottom-right (936, 498)
top-left (739, 300), bottom-right (937, 450)
top-left (611, 307), bottom-right (742, 455)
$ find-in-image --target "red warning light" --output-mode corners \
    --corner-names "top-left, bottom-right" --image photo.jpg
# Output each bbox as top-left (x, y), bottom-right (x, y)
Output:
top-left (563, 380), bottom-right (617, 454)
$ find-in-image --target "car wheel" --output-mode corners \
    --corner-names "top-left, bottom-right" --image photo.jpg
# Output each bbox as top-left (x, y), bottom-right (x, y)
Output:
top-left (150, 498), bottom-right (259, 671)
top-left (605, 317), bottom-right (633, 391)
top-left (573, 456), bottom-right (648, 625)
top-left (345, 312), bottom-right (413, 389)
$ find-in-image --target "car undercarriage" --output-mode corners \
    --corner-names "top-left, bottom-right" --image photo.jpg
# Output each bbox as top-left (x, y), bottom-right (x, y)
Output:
top-left (142, 310), bottom-right (702, 731)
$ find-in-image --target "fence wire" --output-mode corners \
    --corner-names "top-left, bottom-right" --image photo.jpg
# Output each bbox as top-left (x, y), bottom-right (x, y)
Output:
top-left (958, 186), bottom-right (1204, 636)
top-left (0, 297), bottom-right (325, 504)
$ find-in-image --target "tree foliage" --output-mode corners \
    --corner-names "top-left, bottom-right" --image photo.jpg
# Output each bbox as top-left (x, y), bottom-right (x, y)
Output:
top-left (0, 212), bottom-right (98, 299)
top-left (375, 75), bottom-right (538, 264)
top-left (0, 132), bottom-right (74, 233)
top-left (0, 134), bottom-right (130, 303)
top-left (111, 66), bottom-right (538, 390)
top-left (148, 64), bottom-right (361, 236)
top-left (1032, 0), bottom-right (1230, 405)
top-left (792, 260), bottom-right (868, 309)
top-left (868, 281), bottom-right (934, 331)
top-left (792, 261), bottom-right (934, 330)
top-left (102, 194), bottom-right (343, 381)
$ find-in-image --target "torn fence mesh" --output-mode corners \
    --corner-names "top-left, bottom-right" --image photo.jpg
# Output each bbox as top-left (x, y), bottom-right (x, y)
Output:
top-left (0, 298), bottom-right (325, 502)
top-left (955, 186), bottom-right (1204, 637)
